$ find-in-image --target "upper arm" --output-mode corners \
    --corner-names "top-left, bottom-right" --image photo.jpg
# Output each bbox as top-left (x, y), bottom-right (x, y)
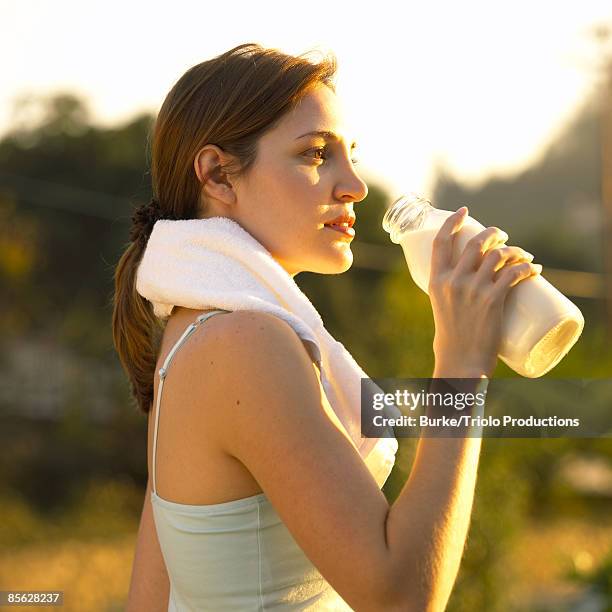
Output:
top-left (190, 310), bottom-right (396, 610)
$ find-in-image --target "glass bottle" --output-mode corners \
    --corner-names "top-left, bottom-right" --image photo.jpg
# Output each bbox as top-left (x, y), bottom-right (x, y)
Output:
top-left (382, 193), bottom-right (585, 378)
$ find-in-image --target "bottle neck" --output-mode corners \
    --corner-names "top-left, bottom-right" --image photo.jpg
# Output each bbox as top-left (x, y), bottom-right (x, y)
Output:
top-left (382, 193), bottom-right (435, 244)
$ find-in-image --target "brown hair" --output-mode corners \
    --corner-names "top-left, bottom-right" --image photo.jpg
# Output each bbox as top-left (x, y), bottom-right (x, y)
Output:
top-left (112, 42), bottom-right (337, 415)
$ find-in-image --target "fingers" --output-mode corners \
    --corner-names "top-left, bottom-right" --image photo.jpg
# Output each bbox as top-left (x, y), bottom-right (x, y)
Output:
top-left (430, 207), bottom-right (469, 278)
top-left (476, 245), bottom-right (534, 282)
top-left (453, 226), bottom-right (509, 276)
top-left (489, 261), bottom-right (543, 301)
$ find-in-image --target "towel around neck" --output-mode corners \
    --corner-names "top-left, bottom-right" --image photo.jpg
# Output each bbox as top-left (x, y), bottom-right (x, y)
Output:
top-left (136, 216), bottom-right (399, 488)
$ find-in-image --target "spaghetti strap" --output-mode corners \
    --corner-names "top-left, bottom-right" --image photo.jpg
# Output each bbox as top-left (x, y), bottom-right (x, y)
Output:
top-left (151, 309), bottom-right (231, 496)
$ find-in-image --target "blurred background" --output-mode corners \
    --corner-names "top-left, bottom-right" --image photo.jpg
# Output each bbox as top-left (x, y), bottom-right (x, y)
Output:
top-left (1, 1), bottom-right (611, 610)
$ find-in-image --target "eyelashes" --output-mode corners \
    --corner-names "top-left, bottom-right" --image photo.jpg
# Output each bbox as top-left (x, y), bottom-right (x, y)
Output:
top-left (307, 145), bottom-right (360, 165)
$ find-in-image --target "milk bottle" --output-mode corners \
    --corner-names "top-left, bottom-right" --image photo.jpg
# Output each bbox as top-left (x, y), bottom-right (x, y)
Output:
top-left (382, 193), bottom-right (585, 378)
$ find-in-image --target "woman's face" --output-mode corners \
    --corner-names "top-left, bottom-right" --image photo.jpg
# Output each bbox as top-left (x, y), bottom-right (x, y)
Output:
top-left (211, 84), bottom-right (368, 277)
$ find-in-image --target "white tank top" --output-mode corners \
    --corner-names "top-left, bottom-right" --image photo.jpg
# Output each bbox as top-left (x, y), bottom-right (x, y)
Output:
top-left (150, 309), bottom-right (354, 611)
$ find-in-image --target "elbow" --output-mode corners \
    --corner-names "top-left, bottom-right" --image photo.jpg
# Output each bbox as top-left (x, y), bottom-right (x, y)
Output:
top-left (375, 584), bottom-right (448, 612)
top-left (368, 573), bottom-right (415, 612)
top-left (373, 539), bottom-right (447, 611)
top-left (374, 591), bottom-right (437, 612)
top-left (347, 569), bottom-right (414, 611)
top-left (374, 570), bottom-right (444, 612)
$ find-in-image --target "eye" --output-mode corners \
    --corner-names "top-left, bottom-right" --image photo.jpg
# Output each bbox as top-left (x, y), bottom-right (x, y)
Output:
top-left (307, 146), bottom-right (328, 162)
top-left (305, 145), bottom-right (360, 165)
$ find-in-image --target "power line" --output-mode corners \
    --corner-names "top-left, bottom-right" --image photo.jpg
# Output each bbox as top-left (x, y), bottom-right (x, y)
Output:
top-left (351, 242), bottom-right (604, 299)
top-left (0, 171), bottom-right (138, 221)
top-left (1, 172), bottom-right (604, 299)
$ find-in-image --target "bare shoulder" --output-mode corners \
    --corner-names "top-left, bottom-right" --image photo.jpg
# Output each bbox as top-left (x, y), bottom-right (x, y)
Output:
top-left (175, 308), bottom-right (319, 432)
top-left (177, 308), bottom-right (395, 609)
top-left (185, 308), bottom-right (319, 386)
top-left (201, 307), bottom-right (333, 419)
top-left (191, 308), bottom-right (302, 348)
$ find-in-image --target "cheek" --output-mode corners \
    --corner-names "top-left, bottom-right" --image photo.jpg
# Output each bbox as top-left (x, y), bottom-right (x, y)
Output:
top-left (244, 159), bottom-right (327, 237)
top-left (265, 169), bottom-right (322, 219)
top-left (263, 159), bottom-right (308, 190)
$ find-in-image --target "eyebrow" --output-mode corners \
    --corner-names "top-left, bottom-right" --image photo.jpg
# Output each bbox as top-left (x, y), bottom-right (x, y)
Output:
top-left (295, 130), bottom-right (357, 148)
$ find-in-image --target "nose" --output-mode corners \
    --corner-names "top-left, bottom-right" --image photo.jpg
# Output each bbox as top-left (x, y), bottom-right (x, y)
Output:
top-left (333, 162), bottom-right (369, 204)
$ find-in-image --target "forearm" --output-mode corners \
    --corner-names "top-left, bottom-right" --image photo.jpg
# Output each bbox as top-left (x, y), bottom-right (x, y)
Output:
top-left (384, 373), bottom-right (485, 611)
top-left (126, 478), bottom-right (170, 612)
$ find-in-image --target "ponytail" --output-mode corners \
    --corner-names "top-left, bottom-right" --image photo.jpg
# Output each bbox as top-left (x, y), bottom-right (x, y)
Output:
top-left (111, 42), bottom-right (337, 415)
top-left (112, 238), bottom-right (164, 414)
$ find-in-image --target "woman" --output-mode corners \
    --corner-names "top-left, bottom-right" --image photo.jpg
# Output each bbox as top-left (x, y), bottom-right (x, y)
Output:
top-left (113, 43), bottom-right (540, 611)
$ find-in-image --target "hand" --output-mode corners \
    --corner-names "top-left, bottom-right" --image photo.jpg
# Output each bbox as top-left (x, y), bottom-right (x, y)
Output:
top-left (428, 207), bottom-right (542, 379)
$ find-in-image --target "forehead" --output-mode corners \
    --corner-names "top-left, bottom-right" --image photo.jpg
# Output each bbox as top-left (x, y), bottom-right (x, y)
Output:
top-left (275, 85), bottom-right (354, 143)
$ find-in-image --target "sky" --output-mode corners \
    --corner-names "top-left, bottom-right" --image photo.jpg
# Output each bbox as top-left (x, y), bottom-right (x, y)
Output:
top-left (2, 0), bottom-right (612, 200)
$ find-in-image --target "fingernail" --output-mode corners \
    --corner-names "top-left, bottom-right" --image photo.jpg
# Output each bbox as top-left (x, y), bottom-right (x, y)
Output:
top-left (533, 264), bottom-right (543, 272)
top-left (458, 206), bottom-right (468, 215)
top-left (525, 252), bottom-right (535, 261)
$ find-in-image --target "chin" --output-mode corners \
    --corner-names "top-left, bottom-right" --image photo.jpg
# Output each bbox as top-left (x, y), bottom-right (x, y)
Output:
top-left (276, 242), bottom-right (354, 276)
top-left (306, 250), bottom-right (354, 275)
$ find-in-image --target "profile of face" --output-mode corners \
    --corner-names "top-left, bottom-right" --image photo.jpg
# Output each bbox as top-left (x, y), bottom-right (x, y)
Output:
top-left (194, 84), bottom-right (368, 277)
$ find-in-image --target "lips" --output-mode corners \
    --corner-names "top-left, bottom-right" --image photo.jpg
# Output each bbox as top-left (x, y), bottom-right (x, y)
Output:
top-left (323, 212), bottom-right (356, 228)
top-left (325, 224), bottom-right (355, 237)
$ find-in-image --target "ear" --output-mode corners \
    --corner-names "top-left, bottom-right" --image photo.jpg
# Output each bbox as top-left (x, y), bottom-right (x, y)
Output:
top-left (194, 144), bottom-right (237, 205)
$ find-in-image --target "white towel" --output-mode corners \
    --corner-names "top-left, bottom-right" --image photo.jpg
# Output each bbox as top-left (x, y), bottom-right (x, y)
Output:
top-left (136, 216), bottom-right (399, 488)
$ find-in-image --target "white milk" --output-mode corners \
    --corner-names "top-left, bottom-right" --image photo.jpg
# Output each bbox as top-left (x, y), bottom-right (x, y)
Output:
top-left (383, 195), bottom-right (585, 378)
